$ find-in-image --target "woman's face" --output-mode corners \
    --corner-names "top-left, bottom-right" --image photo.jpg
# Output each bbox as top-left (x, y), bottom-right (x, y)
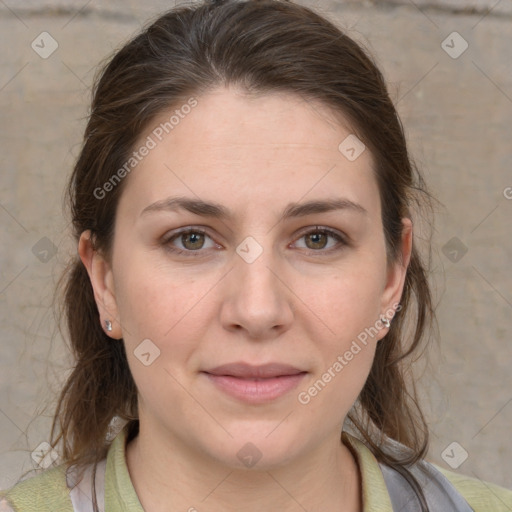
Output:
top-left (82, 86), bottom-right (410, 468)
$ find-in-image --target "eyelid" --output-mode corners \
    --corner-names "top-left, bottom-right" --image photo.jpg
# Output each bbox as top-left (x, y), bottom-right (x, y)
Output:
top-left (293, 225), bottom-right (347, 241)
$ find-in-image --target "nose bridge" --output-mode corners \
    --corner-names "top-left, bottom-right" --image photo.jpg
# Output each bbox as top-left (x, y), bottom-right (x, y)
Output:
top-left (221, 235), bottom-right (294, 337)
top-left (234, 235), bottom-right (282, 304)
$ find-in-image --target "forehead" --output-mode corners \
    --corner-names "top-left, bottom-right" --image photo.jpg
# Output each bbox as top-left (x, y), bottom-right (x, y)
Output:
top-left (116, 86), bottom-right (379, 220)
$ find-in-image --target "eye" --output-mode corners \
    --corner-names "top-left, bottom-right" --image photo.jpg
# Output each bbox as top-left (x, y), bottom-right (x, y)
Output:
top-left (293, 227), bottom-right (347, 252)
top-left (163, 228), bottom-right (218, 254)
top-left (161, 226), bottom-right (347, 257)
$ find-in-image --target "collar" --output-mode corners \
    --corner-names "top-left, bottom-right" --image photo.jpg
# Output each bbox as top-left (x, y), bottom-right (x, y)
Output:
top-left (342, 431), bottom-right (394, 511)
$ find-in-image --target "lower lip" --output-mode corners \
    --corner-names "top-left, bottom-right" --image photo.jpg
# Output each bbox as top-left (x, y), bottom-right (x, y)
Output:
top-left (203, 372), bottom-right (307, 403)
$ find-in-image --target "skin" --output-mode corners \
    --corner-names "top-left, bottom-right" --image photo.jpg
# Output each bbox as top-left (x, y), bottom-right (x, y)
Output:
top-left (79, 86), bottom-right (412, 512)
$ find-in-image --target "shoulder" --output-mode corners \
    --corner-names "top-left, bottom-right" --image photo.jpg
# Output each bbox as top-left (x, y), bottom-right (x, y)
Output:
top-left (0, 465), bottom-right (73, 512)
top-left (433, 463), bottom-right (512, 512)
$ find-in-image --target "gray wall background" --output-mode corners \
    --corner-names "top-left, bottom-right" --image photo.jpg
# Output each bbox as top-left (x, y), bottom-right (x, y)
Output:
top-left (0, 0), bottom-right (511, 492)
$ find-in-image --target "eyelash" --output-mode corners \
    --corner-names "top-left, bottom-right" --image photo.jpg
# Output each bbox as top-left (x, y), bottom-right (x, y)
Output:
top-left (161, 226), bottom-right (348, 257)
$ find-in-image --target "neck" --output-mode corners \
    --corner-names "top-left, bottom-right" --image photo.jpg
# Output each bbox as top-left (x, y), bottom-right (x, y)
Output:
top-left (125, 423), bottom-right (362, 512)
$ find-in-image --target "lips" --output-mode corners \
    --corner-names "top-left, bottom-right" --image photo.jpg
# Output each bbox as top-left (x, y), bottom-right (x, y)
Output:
top-left (204, 362), bottom-right (305, 379)
top-left (202, 362), bottom-right (307, 403)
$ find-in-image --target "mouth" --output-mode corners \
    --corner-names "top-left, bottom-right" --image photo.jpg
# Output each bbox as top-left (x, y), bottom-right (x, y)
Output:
top-left (201, 362), bottom-right (307, 403)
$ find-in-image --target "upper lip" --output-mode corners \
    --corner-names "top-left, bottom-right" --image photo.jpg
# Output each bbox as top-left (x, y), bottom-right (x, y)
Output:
top-left (204, 362), bottom-right (306, 379)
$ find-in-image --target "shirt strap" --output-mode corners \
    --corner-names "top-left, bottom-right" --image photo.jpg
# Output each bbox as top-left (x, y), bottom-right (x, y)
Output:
top-left (66, 460), bottom-right (106, 512)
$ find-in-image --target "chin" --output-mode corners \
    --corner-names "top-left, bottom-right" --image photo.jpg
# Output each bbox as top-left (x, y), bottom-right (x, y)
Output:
top-left (206, 427), bottom-right (308, 471)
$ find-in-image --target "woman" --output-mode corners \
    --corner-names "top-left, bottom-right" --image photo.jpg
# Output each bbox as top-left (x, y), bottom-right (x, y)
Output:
top-left (1, 0), bottom-right (510, 510)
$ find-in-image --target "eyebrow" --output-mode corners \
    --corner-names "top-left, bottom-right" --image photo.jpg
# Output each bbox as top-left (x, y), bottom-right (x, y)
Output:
top-left (140, 196), bottom-right (367, 220)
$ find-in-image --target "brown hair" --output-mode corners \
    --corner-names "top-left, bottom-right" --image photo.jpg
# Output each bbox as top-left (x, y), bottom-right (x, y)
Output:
top-left (52, 0), bottom-right (435, 508)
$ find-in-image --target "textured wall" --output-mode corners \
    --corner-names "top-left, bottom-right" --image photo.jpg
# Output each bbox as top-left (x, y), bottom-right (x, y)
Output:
top-left (0, 0), bottom-right (511, 492)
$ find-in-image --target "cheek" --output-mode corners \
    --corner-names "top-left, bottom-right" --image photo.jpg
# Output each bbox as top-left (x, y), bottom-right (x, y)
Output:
top-left (113, 249), bottom-right (207, 339)
top-left (296, 261), bottom-right (386, 338)
top-left (292, 258), bottom-right (385, 408)
top-left (295, 278), bottom-right (381, 424)
top-left (112, 253), bottom-right (224, 386)
top-left (115, 274), bottom-right (179, 340)
top-left (115, 267), bottom-right (208, 409)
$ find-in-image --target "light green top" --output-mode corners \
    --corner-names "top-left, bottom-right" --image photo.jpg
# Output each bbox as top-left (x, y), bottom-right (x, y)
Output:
top-left (1, 428), bottom-right (511, 511)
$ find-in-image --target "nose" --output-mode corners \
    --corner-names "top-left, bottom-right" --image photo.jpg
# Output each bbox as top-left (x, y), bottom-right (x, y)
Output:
top-left (219, 246), bottom-right (294, 340)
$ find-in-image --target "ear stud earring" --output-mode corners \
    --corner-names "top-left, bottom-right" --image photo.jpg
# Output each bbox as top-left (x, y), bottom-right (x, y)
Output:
top-left (380, 316), bottom-right (391, 328)
top-left (105, 319), bottom-right (113, 332)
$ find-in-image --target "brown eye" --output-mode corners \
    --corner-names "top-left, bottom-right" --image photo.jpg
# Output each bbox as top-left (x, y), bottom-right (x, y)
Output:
top-left (305, 231), bottom-right (329, 250)
top-left (181, 232), bottom-right (206, 250)
top-left (293, 227), bottom-right (347, 253)
top-left (163, 228), bottom-right (216, 255)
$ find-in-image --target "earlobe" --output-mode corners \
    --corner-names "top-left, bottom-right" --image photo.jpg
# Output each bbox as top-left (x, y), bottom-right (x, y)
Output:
top-left (78, 230), bottom-right (122, 339)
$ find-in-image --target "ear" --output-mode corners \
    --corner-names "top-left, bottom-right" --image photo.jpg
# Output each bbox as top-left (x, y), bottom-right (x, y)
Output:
top-left (378, 218), bottom-right (413, 335)
top-left (78, 230), bottom-right (123, 340)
